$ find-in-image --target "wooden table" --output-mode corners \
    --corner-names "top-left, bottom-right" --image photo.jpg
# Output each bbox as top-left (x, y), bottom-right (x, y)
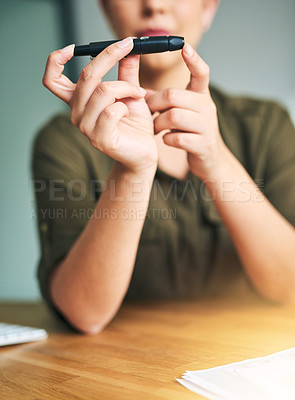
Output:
top-left (1, 287), bottom-right (295, 400)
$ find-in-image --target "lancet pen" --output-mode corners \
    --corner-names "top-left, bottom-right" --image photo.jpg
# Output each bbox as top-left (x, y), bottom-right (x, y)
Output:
top-left (74, 36), bottom-right (185, 58)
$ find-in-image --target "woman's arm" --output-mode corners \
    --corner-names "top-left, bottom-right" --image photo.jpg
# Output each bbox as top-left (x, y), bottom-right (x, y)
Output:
top-left (42, 39), bottom-right (157, 334)
top-left (50, 162), bottom-right (155, 334)
top-left (147, 43), bottom-right (295, 303)
top-left (204, 146), bottom-right (295, 304)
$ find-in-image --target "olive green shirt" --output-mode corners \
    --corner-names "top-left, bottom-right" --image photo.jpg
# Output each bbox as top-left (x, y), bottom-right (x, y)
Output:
top-left (32, 86), bottom-right (295, 318)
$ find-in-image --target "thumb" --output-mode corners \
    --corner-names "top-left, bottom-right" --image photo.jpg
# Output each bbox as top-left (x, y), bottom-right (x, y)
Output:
top-left (118, 54), bottom-right (140, 86)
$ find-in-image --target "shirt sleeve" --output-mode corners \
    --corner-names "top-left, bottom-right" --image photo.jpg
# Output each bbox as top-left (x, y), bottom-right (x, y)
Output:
top-left (31, 114), bottom-right (98, 319)
top-left (262, 103), bottom-right (295, 226)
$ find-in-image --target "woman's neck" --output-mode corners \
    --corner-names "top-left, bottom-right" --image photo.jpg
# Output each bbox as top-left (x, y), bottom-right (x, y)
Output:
top-left (139, 58), bottom-right (191, 91)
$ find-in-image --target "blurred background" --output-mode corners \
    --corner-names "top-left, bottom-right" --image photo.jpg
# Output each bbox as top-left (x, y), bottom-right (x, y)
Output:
top-left (0, 0), bottom-right (294, 300)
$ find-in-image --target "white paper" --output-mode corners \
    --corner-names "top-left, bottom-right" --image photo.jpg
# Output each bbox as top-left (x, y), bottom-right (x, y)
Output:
top-left (177, 347), bottom-right (295, 400)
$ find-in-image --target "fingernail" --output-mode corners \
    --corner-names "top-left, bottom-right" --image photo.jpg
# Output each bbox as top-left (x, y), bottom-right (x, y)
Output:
top-left (139, 87), bottom-right (146, 95)
top-left (184, 44), bottom-right (194, 57)
top-left (61, 44), bottom-right (75, 54)
top-left (117, 37), bottom-right (133, 49)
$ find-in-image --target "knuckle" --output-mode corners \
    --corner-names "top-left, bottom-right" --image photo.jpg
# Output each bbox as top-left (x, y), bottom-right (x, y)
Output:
top-left (93, 133), bottom-right (109, 153)
top-left (47, 52), bottom-right (56, 64)
top-left (108, 139), bottom-right (119, 154)
top-left (42, 76), bottom-right (49, 89)
top-left (102, 106), bottom-right (116, 121)
top-left (174, 134), bottom-right (185, 147)
top-left (97, 81), bottom-right (111, 97)
top-left (89, 136), bottom-right (100, 150)
top-left (119, 102), bottom-right (129, 115)
top-left (48, 52), bottom-right (62, 69)
top-left (167, 108), bottom-right (179, 124)
top-left (70, 112), bottom-right (78, 127)
top-left (99, 46), bottom-right (118, 68)
top-left (104, 45), bottom-right (115, 58)
top-left (165, 88), bottom-right (177, 104)
top-left (153, 119), bottom-right (161, 133)
top-left (80, 66), bottom-right (94, 82)
top-left (78, 120), bottom-right (87, 136)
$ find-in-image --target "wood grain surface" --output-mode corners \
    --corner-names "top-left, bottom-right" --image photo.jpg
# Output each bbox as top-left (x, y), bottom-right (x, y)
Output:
top-left (1, 286), bottom-right (295, 400)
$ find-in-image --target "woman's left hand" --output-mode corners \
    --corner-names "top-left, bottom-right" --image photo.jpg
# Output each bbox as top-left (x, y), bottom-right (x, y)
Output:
top-left (146, 44), bottom-right (229, 182)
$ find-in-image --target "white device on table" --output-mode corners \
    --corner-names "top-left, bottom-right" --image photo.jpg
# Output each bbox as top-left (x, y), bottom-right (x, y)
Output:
top-left (0, 322), bottom-right (48, 346)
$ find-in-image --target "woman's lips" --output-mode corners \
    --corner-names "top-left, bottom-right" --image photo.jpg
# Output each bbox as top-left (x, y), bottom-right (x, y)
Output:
top-left (138, 29), bottom-right (170, 37)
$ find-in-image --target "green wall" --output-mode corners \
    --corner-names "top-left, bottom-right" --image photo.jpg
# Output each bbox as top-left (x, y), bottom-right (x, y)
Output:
top-left (0, 0), bottom-right (67, 299)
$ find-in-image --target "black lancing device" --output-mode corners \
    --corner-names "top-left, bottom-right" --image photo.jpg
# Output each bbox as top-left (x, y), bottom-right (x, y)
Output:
top-left (74, 36), bottom-right (185, 58)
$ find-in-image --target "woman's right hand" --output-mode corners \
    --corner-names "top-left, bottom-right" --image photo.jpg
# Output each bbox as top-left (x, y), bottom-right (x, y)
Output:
top-left (42, 37), bottom-right (158, 173)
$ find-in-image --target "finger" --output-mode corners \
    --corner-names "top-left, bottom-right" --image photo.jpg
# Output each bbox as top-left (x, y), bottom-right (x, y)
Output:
top-left (78, 81), bottom-right (145, 133)
top-left (146, 88), bottom-right (205, 113)
top-left (70, 37), bottom-right (134, 114)
top-left (154, 108), bottom-right (206, 135)
top-left (144, 88), bottom-right (157, 101)
top-left (118, 54), bottom-right (140, 85)
top-left (42, 44), bottom-right (76, 104)
top-left (92, 102), bottom-right (129, 154)
top-left (163, 131), bottom-right (203, 153)
top-left (182, 44), bottom-right (210, 94)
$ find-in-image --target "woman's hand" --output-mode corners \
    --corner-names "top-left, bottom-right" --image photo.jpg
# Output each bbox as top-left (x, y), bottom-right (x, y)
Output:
top-left (146, 44), bottom-right (229, 182)
top-left (42, 38), bottom-right (157, 173)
